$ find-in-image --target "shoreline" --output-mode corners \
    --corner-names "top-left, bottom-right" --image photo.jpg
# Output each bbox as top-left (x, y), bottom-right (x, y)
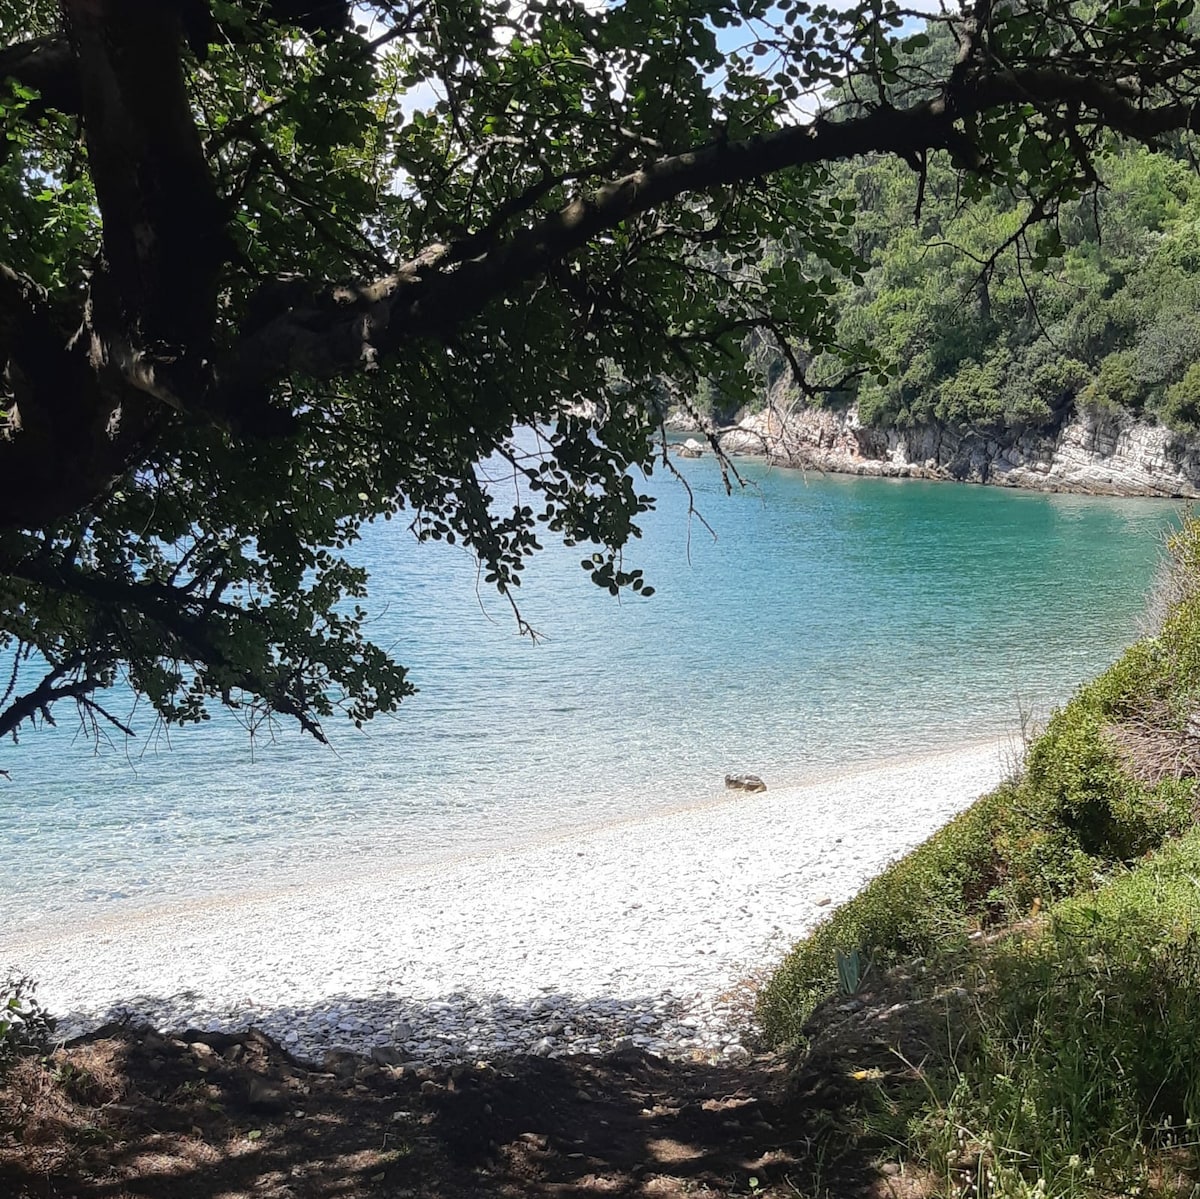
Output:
top-left (3, 738), bottom-right (1014, 1064)
top-left (3, 730), bottom-right (1016, 948)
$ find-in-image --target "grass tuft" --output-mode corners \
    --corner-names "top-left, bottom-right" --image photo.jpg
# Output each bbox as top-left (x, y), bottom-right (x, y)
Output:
top-left (910, 833), bottom-right (1200, 1196)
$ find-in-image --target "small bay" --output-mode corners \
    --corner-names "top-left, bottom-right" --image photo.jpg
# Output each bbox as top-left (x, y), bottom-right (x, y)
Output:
top-left (0, 457), bottom-right (1182, 932)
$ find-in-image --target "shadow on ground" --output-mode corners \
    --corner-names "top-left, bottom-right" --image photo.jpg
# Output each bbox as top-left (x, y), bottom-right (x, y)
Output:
top-left (0, 1006), bottom-right (888, 1199)
top-left (47, 986), bottom-right (741, 1063)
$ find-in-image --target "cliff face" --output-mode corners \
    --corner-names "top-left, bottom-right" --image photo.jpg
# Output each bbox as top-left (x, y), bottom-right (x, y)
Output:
top-left (715, 405), bottom-right (1200, 498)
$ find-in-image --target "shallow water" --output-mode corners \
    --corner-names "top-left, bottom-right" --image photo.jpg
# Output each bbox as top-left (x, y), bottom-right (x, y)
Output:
top-left (0, 457), bottom-right (1182, 932)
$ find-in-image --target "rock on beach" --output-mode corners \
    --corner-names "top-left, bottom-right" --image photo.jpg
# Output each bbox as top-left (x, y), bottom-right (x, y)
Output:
top-left (3, 741), bottom-right (1012, 1065)
top-left (725, 773), bottom-right (767, 792)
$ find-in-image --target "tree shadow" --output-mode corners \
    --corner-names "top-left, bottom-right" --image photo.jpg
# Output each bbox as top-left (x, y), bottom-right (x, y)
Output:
top-left (47, 986), bottom-right (735, 1064)
top-left (0, 986), bottom-right (881, 1199)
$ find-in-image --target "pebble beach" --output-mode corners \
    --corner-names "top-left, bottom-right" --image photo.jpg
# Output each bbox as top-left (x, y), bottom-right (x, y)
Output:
top-left (4, 740), bottom-right (1013, 1064)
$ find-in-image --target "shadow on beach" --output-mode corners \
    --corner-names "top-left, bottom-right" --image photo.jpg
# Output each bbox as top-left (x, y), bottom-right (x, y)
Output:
top-left (0, 989), bottom-right (878, 1199)
top-left (46, 982), bottom-right (759, 1065)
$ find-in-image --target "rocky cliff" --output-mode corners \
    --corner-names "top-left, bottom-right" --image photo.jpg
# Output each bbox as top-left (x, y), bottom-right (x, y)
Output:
top-left (707, 404), bottom-right (1200, 498)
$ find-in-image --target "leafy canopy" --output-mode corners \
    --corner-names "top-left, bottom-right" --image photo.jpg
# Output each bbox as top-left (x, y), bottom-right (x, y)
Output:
top-left (2, 0), bottom-right (1200, 747)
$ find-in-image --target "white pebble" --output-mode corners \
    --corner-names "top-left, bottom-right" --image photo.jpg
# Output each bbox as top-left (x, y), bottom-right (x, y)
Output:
top-left (6, 744), bottom-right (1008, 1066)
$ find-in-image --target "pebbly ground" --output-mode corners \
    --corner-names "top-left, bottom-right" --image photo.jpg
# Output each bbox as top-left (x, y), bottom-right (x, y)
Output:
top-left (3, 740), bottom-right (1012, 1065)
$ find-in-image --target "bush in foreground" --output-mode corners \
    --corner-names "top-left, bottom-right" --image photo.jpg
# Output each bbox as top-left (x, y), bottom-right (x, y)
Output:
top-left (0, 978), bottom-right (54, 1075)
top-left (757, 667), bottom-right (1196, 1045)
top-left (758, 519), bottom-right (1200, 1194)
top-left (909, 830), bottom-right (1200, 1195)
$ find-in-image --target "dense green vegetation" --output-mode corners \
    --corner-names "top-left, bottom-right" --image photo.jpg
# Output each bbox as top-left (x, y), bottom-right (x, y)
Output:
top-left (833, 145), bottom-right (1200, 437)
top-left (759, 521), bottom-right (1200, 1194)
top-left (939, 834), bottom-right (1200, 1193)
top-left (695, 23), bottom-right (1200, 440)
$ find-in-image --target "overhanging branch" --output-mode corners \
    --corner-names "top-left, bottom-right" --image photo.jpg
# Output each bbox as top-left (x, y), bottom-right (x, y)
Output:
top-left (220, 63), bottom-right (1199, 406)
top-left (0, 4), bottom-right (353, 122)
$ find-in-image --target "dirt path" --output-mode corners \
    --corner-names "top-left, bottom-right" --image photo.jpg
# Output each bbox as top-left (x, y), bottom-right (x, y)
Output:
top-left (0, 1025), bottom-right (879, 1198)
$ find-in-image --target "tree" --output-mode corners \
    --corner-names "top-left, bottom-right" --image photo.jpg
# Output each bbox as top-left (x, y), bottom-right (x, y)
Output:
top-left (2, 0), bottom-right (1200, 746)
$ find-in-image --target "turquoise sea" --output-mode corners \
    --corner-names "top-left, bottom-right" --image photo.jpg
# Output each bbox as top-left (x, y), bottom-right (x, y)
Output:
top-left (0, 456), bottom-right (1184, 933)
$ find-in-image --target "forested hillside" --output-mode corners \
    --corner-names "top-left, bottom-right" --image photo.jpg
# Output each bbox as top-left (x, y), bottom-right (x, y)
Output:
top-left (843, 147), bottom-right (1200, 434)
top-left (700, 34), bottom-right (1200, 440)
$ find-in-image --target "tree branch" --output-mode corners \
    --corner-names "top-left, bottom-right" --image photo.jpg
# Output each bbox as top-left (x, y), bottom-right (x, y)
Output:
top-left (1, 553), bottom-right (332, 743)
top-left (0, 654), bottom-right (88, 742)
top-left (0, 4), bottom-right (354, 122)
top-left (221, 63), bottom-right (1199, 405)
top-left (0, 33), bottom-right (81, 115)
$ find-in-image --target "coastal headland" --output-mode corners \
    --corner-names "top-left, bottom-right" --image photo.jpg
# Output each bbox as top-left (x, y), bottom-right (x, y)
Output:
top-left (677, 402), bottom-right (1200, 497)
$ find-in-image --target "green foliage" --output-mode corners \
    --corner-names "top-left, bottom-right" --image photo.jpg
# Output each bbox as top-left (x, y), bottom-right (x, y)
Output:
top-left (758, 675), bottom-right (1199, 1044)
top-left (1029, 358), bottom-right (1089, 422)
top-left (749, 107), bottom-right (1200, 438)
top-left (1161, 361), bottom-right (1200, 434)
top-left (1079, 351), bottom-right (1140, 415)
top-left (1019, 701), bottom-right (1193, 864)
top-left (0, 977), bottom-right (54, 1073)
top-left (913, 833), bottom-right (1200, 1195)
top-left (835, 947), bottom-right (869, 996)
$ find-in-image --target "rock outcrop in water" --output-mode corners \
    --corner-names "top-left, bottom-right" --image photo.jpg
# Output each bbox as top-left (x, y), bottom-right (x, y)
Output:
top-left (700, 404), bottom-right (1200, 498)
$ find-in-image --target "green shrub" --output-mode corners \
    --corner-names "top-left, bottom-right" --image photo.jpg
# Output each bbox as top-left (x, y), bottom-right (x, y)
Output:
top-left (933, 358), bottom-right (1008, 429)
top-left (1160, 361), bottom-right (1200, 435)
top-left (1029, 357), bottom-right (1089, 418)
top-left (0, 977), bottom-right (54, 1073)
top-left (1079, 351), bottom-right (1141, 415)
top-left (917, 831), bottom-right (1200, 1193)
top-left (1018, 703), bottom-right (1192, 866)
top-left (1003, 390), bottom-right (1054, 428)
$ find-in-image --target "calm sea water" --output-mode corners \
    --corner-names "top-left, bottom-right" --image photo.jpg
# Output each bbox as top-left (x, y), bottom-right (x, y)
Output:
top-left (0, 457), bottom-right (1183, 932)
